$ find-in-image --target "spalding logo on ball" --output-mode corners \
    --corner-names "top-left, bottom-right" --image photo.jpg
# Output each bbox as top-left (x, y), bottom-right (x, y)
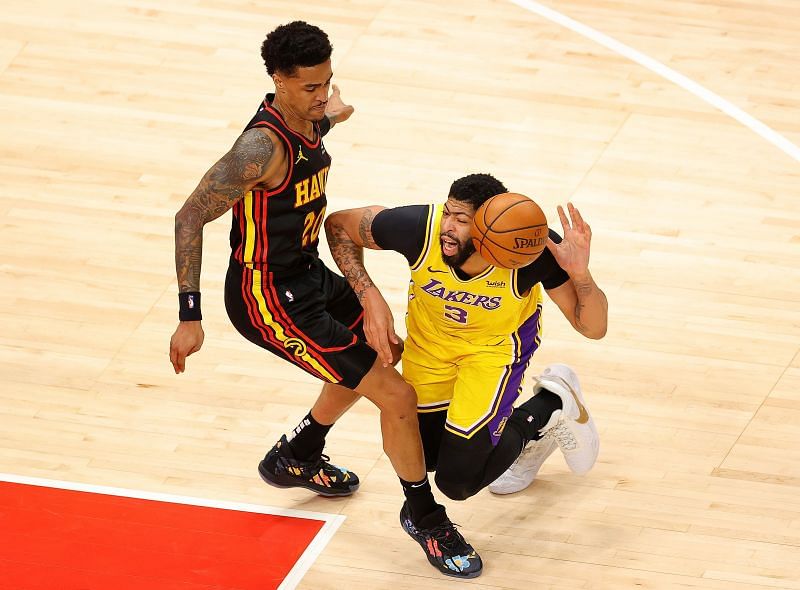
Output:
top-left (470, 193), bottom-right (548, 269)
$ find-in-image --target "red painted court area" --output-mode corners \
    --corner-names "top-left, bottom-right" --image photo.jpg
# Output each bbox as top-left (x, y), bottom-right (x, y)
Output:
top-left (0, 480), bottom-right (326, 590)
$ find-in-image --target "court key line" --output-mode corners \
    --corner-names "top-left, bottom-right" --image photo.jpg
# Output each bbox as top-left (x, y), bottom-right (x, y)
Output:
top-left (0, 472), bottom-right (345, 590)
top-left (509, 0), bottom-right (800, 163)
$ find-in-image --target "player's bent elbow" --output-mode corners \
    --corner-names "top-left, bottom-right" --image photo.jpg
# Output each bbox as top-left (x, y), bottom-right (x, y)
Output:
top-left (586, 325), bottom-right (607, 339)
top-left (579, 326), bottom-right (608, 340)
top-left (323, 212), bottom-right (339, 233)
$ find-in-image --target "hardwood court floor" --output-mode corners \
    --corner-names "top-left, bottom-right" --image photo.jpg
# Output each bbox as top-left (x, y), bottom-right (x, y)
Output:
top-left (1, 1), bottom-right (799, 588)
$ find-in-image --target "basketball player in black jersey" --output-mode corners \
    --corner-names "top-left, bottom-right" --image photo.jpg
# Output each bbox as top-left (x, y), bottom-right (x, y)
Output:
top-left (169, 22), bottom-right (481, 579)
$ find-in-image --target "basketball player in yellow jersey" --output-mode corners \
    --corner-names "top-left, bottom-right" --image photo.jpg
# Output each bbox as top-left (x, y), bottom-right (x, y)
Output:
top-left (325, 174), bottom-right (609, 514)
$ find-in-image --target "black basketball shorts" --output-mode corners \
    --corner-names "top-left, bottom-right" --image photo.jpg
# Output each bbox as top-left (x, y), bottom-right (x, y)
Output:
top-left (225, 257), bottom-right (377, 390)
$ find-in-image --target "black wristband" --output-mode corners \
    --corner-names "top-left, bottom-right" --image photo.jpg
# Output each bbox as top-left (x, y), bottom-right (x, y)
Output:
top-left (178, 291), bottom-right (202, 321)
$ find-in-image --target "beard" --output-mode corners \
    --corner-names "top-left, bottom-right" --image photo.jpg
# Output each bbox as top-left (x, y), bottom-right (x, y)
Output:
top-left (441, 236), bottom-right (476, 268)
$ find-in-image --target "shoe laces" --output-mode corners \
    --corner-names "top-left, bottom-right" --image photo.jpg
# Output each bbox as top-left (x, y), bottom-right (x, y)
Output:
top-left (283, 452), bottom-right (337, 476)
top-left (425, 520), bottom-right (471, 554)
top-left (543, 420), bottom-right (578, 450)
top-left (508, 441), bottom-right (533, 469)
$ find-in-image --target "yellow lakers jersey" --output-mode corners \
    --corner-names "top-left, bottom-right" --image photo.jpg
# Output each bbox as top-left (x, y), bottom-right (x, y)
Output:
top-left (405, 204), bottom-right (543, 355)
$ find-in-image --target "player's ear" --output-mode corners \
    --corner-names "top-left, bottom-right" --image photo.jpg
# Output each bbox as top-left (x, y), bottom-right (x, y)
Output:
top-left (272, 74), bottom-right (285, 91)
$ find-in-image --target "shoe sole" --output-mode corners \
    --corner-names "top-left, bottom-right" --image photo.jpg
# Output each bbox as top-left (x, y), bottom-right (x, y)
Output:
top-left (489, 483), bottom-right (526, 495)
top-left (399, 513), bottom-right (483, 579)
top-left (257, 461), bottom-right (359, 498)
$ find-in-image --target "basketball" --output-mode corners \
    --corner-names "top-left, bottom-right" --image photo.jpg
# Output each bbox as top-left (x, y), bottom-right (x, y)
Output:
top-left (470, 193), bottom-right (549, 269)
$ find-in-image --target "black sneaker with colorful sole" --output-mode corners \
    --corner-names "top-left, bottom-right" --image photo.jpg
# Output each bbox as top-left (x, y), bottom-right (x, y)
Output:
top-left (399, 502), bottom-right (483, 578)
top-left (258, 434), bottom-right (359, 497)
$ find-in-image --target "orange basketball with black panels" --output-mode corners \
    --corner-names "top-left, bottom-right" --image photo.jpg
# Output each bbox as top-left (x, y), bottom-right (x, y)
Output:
top-left (470, 193), bottom-right (548, 269)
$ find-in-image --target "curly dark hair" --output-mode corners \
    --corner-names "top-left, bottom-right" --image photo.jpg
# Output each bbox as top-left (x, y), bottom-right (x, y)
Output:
top-left (261, 21), bottom-right (332, 76)
top-left (448, 173), bottom-right (508, 210)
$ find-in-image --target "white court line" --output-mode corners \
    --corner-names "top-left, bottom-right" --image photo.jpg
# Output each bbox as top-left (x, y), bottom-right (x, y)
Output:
top-left (509, 0), bottom-right (800, 163)
top-left (0, 472), bottom-right (345, 590)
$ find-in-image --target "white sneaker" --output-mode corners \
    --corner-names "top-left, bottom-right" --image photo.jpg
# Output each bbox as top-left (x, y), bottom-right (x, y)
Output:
top-left (488, 435), bottom-right (558, 495)
top-left (535, 364), bottom-right (599, 475)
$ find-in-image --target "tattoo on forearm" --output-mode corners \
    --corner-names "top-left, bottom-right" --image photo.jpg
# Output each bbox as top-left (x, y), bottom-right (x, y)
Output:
top-left (327, 220), bottom-right (375, 302)
top-left (357, 209), bottom-right (379, 248)
top-left (175, 130), bottom-right (274, 292)
top-left (572, 276), bottom-right (608, 335)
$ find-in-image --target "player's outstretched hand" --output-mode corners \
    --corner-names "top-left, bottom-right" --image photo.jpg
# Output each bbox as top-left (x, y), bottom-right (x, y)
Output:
top-left (546, 202), bottom-right (592, 277)
top-left (361, 288), bottom-right (399, 367)
top-left (325, 85), bottom-right (354, 125)
top-left (169, 321), bottom-right (205, 374)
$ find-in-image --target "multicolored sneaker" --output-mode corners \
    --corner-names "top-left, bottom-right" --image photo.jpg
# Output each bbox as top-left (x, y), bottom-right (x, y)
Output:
top-left (257, 435), bottom-right (359, 497)
top-left (399, 502), bottom-right (482, 578)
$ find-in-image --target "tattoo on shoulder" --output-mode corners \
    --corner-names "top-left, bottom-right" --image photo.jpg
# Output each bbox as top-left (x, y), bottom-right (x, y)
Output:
top-left (228, 128), bottom-right (275, 181)
top-left (358, 209), bottom-right (378, 248)
top-left (191, 129), bottom-right (275, 216)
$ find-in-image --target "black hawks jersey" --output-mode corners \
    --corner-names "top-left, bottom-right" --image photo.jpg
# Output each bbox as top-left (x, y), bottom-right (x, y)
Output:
top-left (229, 93), bottom-right (332, 276)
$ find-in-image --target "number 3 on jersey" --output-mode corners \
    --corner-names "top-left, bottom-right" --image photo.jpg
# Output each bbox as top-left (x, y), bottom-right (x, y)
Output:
top-left (443, 304), bottom-right (468, 324)
top-left (302, 206), bottom-right (326, 247)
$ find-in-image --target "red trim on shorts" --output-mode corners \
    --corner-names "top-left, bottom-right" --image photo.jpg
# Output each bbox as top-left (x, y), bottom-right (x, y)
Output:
top-left (347, 310), bottom-right (364, 331)
top-left (259, 272), bottom-right (347, 380)
top-left (240, 267), bottom-right (331, 380)
top-left (264, 271), bottom-right (357, 355)
top-left (240, 267), bottom-right (295, 365)
top-left (241, 264), bottom-right (339, 381)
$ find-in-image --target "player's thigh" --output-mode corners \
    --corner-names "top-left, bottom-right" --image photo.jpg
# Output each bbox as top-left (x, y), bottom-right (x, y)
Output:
top-left (225, 261), bottom-right (376, 389)
top-left (317, 260), bottom-right (365, 333)
top-left (446, 353), bottom-right (525, 445)
top-left (402, 338), bottom-right (457, 412)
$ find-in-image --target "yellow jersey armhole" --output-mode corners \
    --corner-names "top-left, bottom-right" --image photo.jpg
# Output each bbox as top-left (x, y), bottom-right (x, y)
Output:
top-left (511, 268), bottom-right (524, 299)
top-left (409, 204), bottom-right (436, 271)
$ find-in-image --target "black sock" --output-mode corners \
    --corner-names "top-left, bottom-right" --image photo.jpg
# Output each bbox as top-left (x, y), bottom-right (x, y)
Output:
top-left (400, 476), bottom-right (444, 527)
top-left (512, 389), bottom-right (563, 441)
top-left (286, 411), bottom-right (332, 461)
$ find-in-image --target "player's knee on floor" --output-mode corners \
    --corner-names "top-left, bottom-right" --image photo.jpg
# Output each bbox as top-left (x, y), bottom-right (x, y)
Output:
top-left (434, 471), bottom-right (479, 501)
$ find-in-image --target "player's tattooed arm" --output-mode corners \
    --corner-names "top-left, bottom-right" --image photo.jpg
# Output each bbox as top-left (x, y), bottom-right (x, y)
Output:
top-left (174, 129), bottom-right (276, 292)
top-left (324, 206), bottom-right (386, 302)
top-left (327, 223), bottom-right (374, 302)
top-left (326, 205), bottom-right (400, 366)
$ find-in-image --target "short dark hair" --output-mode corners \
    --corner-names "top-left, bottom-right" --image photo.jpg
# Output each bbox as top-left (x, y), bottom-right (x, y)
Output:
top-left (448, 173), bottom-right (508, 210)
top-left (261, 21), bottom-right (332, 76)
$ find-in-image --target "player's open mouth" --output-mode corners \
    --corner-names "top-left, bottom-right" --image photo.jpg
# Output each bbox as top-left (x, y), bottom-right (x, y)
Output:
top-left (441, 236), bottom-right (458, 256)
